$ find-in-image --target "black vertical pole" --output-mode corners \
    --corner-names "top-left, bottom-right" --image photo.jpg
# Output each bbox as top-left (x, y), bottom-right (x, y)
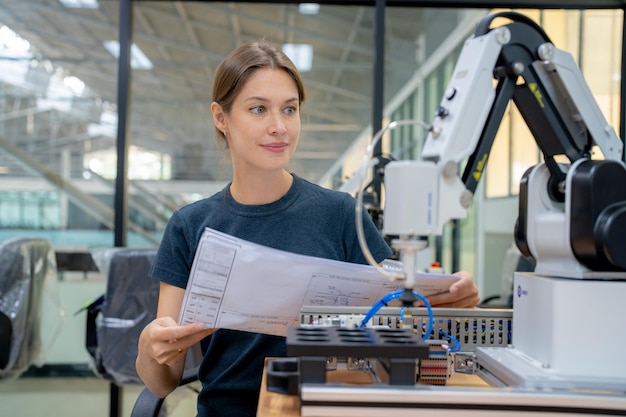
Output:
top-left (114, 0), bottom-right (131, 250)
top-left (619, 7), bottom-right (626, 160)
top-left (111, 1), bottom-right (132, 416)
top-left (371, 0), bottom-right (385, 207)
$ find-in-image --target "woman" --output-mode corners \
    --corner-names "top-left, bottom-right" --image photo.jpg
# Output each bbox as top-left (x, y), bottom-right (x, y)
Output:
top-left (136, 40), bottom-right (479, 417)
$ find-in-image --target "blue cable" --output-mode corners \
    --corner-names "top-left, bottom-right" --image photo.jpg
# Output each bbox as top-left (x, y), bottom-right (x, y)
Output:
top-left (359, 289), bottom-right (434, 341)
top-left (439, 330), bottom-right (462, 352)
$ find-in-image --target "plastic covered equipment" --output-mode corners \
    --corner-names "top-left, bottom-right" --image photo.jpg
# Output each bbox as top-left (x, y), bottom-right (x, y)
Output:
top-left (0, 237), bottom-right (64, 380)
top-left (85, 248), bottom-right (159, 384)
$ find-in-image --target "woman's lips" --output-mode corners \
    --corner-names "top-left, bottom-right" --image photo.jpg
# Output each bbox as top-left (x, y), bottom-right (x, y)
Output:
top-left (262, 143), bottom-right (288, 153)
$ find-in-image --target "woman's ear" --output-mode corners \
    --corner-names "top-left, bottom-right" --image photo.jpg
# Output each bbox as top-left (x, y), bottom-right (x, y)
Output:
top-left (211, 102), bottom-right (226, 131)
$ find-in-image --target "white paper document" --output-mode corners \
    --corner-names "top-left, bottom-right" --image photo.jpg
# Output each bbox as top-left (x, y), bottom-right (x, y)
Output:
top-left (178, 227), bottom-right (460, 337)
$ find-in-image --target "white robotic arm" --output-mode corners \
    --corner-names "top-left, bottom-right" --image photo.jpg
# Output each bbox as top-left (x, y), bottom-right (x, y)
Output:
top-left (383, 11), bottom-right (626, 281)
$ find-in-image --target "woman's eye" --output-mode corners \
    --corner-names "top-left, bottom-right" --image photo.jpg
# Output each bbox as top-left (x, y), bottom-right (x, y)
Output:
top-left (284, 106), bottom-right (297, 115)
top-left (250, 106), bottom-right (265, 114)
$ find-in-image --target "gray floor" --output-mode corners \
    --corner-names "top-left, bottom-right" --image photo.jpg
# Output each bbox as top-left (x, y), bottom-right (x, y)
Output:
top-left (0, 275), bottom-right (197, 417)
top-left (0, 376), bottom-right (197, 417)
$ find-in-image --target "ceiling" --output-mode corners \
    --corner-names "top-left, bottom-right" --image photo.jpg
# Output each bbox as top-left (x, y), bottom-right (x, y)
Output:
top-left (0, 1), bottom-right (470, 190)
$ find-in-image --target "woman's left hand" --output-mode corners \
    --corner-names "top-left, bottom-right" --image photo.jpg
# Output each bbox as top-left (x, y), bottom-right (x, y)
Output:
top-left (424, 271), bottom-right (480, 308)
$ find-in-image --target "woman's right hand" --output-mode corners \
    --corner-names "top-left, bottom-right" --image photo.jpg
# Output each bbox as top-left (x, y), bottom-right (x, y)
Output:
top-left (136, 282), bottom-right (214, 397)
top-left (139, 317), bottom-right (215, 367)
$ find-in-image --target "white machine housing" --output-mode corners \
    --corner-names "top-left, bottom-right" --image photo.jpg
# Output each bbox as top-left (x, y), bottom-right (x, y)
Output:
top-left (512, 272), bottom-right (626, 379)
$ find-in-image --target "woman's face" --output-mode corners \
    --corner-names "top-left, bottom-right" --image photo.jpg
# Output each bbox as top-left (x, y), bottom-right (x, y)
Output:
top-left (213, 68), bottom-right (301, 177)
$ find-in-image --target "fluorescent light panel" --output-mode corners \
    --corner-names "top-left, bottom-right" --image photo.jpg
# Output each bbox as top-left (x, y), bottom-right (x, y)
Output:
top-left (58, 0), bottom-right (99, 8)
top-left (282, 44), bottom-right (313, 72)
top-left (103, 41), bottom-right (153, 70)
top-left (298, 3), bottom-right (320, 15)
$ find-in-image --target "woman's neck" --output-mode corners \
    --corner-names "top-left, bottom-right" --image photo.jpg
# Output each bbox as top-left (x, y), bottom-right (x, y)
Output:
top-left (230, 170), bottom-right (293, 205)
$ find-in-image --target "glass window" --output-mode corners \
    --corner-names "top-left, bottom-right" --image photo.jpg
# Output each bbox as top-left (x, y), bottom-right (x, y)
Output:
top-left (0, 1), bottom-right (121, 245)
top-left (485, 8), bottom-right (623, 198)
top-left (0, 2), bottom-right (622, 261)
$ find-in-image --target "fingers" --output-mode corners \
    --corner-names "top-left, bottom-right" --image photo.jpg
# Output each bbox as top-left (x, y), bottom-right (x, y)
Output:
top-left (140, 320), bottom-right (215, 366)
top-left (168, 326), bottom-right (216, 352)
top-left (150, 320), bottom-right (212, 342)
top-left (427, 293), bottom-right (480, 308)
top-left (159, 341), bottom-right (187, 367)
top-left (422, 271), bottom-right (480, 308)
top-left (160, 326), bottom-right (215, 366)
top-left (166, 322), bottom-right (211, 341)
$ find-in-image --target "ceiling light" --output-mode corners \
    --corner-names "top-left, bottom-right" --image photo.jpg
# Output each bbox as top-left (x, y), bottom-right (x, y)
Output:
top-left (298, 3), bottom-right (320, 15)
top-left (58, 0), bottom-right (99, 8)
top-left (282, 44), bottom-right (313, 72)
top-left (103, 41), bottom-right (153, 70)
top-left (0, 25), bottom-right (30, 52)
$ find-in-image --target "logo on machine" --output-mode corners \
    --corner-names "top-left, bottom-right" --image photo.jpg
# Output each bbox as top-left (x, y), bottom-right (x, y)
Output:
top-left (528, 83), bottom-right (545, 108)
top-left (517, 284), bottom-right (528, 298)
top-left (472, 154), bottom-right (488, 182)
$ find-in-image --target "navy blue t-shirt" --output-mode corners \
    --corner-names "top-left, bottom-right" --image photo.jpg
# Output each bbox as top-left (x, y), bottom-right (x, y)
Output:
top-left (150, 174), bottom-right (392, 417)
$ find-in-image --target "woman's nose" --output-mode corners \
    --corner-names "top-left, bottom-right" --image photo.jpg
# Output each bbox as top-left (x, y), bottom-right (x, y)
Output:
top-left (268, 113), bottom-right (287, 135)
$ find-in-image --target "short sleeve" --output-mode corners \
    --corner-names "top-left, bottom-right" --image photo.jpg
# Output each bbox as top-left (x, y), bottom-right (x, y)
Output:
top-left (149, 210), bottom-right (195, 288)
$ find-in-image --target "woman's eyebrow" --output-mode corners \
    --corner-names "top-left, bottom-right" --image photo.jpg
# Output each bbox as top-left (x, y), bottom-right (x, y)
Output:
top-left (243, 96), bottom-right (299, 104)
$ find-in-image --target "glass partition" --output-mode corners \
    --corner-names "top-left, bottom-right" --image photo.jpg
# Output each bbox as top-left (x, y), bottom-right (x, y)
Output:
top-left (0, 1), bottom-right (623, 272)
top-left (0, 0), bottom-right (124, 248)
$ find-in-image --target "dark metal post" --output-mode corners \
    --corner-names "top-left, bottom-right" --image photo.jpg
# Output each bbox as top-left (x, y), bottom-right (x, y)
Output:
top-left (619, 6), bottom-right (626, 160)
top-left (114, 0), bottom-right (132, 250)
top-left (111, 1), bottom-right (132, 417)
top-left (371, 0), bottom-right (386, 207)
